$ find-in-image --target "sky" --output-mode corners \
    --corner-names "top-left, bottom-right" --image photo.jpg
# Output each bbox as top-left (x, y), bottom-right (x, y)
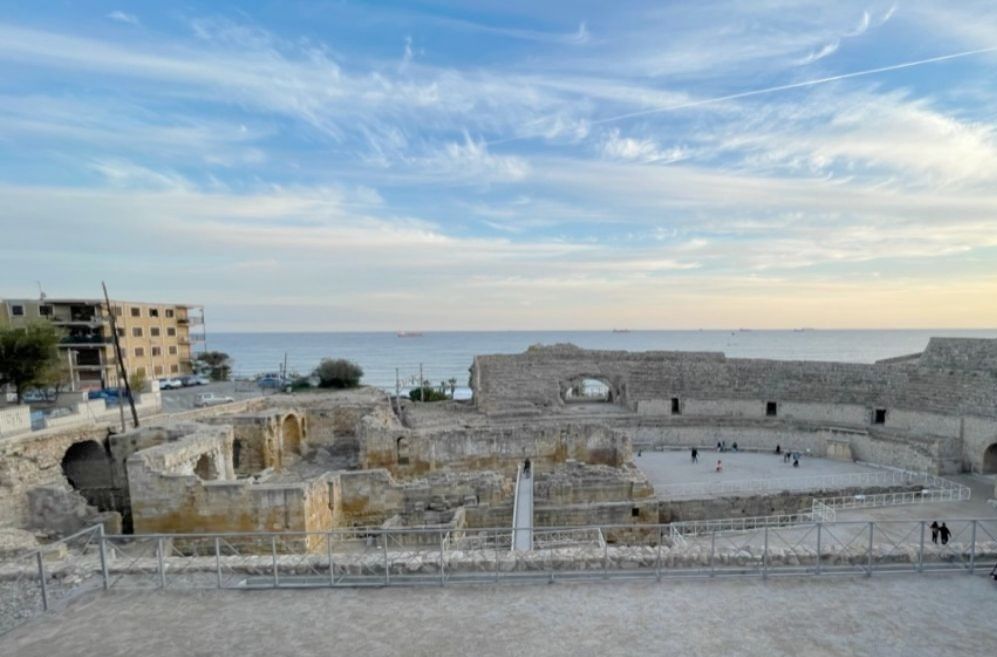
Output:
top-left (1, 1), bottom-right (996, 331)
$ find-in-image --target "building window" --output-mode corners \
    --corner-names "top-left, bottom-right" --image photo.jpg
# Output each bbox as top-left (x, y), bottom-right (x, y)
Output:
top-left (631, 507), bottom-right (640, 518)
top-left (39, 305), bottom-right (52, 316)
top-left (132, 327), bottom-right (143, 337)
top-left (154, 365), bottom-right (163, 375)
top-left (671, 397), bottom-right (681, 415)
top-left (113, 306), bottom-right (123, 317)
top-left (165, 309), bottom-right (174, 318)
top-left (170, 364), bottom-right (179, 373)
top-left (151, 327), bottom-right (161, 337)
top-left (11, 305), bottom-right (24, 316)
top-left (873, 409), bottom-right (887, 425)
top-left (151, 347), bottom-right (161, 357)
top-left (167, 327), bottom-right (176, 337)
top-left (766, 401), bottom-right (778, 417)
top-left (116, 328), bottom-right (125, 338)
top-left (134, 347), bottom-right (144, 358)
top-left (168, 346), bottom-right (177, 355)
top-left (149, 308), bottom-right (159, 317)
top-left (130, 307), bottom-right (141, 317)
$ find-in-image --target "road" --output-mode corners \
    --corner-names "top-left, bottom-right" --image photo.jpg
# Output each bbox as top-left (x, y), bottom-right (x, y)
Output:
top-left (158, 381), bottom-right (267, 413)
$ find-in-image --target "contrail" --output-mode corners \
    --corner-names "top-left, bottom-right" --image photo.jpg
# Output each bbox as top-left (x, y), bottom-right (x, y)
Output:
top-left (490, 45), bottom-right (997, 144)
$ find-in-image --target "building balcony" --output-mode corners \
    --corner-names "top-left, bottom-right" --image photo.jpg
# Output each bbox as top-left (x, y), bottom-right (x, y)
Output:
top-left (176, 316), bottom-right (203, 326)
top-left (59, 335), bottom-right (110, 346)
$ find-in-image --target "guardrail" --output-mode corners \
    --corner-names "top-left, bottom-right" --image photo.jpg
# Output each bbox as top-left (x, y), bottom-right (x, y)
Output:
top-left (4, 518), bottom-right (996, 635)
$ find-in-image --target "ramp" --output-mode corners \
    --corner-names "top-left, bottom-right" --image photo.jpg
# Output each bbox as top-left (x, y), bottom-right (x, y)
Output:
top-left (511, 462), bottom-right (534, 551)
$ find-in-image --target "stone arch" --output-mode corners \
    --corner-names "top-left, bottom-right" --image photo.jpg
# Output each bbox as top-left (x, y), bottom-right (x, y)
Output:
top-left (561, 375), bottom-right (616, 403)
top-left (61, 440), bottom-right (114, 508)
top-left (194, 454), bottom-right (219, 480)
top-left (282, 414), bottom-right (302, 455)
top-left (396, 436), bottom-right (410, 465)
top-left (983, 443), bottom-right (997, 474)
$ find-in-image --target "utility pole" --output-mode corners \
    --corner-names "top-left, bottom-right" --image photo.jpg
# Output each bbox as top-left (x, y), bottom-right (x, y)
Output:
top-left (395, 367), bottom-right (401, 416)
top-left (102, 282), bottom-right (139, 429)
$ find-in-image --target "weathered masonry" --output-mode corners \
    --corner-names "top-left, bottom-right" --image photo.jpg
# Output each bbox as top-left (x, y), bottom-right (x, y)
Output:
top-left (471, 338), bottom-right (997, 474)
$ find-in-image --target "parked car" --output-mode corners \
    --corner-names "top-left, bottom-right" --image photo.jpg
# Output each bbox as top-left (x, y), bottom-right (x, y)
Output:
top-left (194, 392), bottom-right (235, 407)
top-left (180, 376), bottom-right (200, 387)
top-left (158, 378), bottom-right (184, 390)
top-left (257, 375), bottom-right (288, 390)
top-left (193, 375), bottom-right (211, 385)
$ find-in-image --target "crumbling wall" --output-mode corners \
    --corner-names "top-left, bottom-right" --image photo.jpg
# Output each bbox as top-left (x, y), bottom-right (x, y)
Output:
top-left (362, 421), bottom-right (631, 478)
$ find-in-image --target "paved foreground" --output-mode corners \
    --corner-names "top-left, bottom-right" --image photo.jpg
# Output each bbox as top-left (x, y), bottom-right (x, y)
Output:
top-left (3, 576), bottom-right (995, 657)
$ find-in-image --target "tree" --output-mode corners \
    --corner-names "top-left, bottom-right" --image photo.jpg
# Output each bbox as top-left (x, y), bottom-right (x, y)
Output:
top-left (195, 351), bottom-right (232, 381)
top-left (129, 369), bottom-right (148, 393)
top-left (314, 359), bottom-right (363, 389)
top-left (0, 321), bottom-right (62, 403)
top-left (447, 378), bottom-right (457, 398)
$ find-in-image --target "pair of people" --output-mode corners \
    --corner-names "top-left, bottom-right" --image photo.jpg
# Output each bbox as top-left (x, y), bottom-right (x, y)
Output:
top-left (929, 521), bottom-right (951, 545)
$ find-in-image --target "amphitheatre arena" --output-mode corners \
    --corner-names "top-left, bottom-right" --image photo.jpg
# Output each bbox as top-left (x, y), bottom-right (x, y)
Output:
top-left (2, 337), bottom-right (997, 655)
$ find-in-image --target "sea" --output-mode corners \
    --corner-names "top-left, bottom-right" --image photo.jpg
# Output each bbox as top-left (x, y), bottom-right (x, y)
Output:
top-left (208, 329), bottom-right (997, 393)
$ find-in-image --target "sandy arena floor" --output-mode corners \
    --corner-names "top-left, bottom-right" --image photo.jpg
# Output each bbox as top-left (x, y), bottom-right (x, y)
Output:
top-left (3, 575), bottom-right (995, 657)
top-left (635, 449), bottom-right (884, 493)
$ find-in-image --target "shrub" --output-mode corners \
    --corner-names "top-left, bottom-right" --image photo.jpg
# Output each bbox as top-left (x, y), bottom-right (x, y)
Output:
top-left (409, 386), bottom-right (448, 402)
top-left (289, 376), bottom-right (313, 391)
top-left (314, 359), bottom-right (363, 389)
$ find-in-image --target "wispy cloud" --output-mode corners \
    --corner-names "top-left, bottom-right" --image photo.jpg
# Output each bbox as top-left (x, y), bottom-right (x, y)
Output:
top-left (106, 10), bottom-right (139, 26)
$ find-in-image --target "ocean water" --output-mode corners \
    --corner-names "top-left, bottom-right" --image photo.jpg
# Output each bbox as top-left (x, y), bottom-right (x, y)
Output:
top-left (208, 329), bottom-right (997, 391)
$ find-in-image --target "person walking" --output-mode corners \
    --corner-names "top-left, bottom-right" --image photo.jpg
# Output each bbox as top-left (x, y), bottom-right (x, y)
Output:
top-left (930, 521), bottom-right (939, 545)
top-left (939, 522), bottom-right (951, 546)
top-left (793, 457), bottom-right (799, 468)
top-left (732, 441), bottom-right (738, 452)
top-left (775, 444), bottom-right (781, 455)
top-left (691, 447), bottom-right (699, 463)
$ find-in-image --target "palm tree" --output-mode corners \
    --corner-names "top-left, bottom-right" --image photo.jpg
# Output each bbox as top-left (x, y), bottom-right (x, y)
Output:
top-left (447, 377), bottom-right (457, 397)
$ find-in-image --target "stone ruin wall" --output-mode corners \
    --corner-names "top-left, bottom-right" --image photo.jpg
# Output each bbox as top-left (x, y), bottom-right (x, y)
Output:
top-left (470, 340), bottom-right (997, 473)
top-left (362, 420), bottom-right (632, 479)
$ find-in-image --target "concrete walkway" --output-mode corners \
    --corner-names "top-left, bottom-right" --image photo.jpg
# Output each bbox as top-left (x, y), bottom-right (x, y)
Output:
top-left (512, 466), bottom-right (533, 551)
top-left (4, 576), bottom-right (996, 657)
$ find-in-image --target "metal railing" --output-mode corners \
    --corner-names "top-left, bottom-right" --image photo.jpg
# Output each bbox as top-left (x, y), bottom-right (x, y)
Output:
top-left (4, 517), bottom-right (996, 636)
top-left (666, 476), bottom-right (969, 539)
top-left (654, 469), bottom-right (960, 499)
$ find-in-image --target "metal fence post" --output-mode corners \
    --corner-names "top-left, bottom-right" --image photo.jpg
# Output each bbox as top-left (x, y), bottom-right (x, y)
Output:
top-left (815, 522), bottom-right (822, 575)
top-left (603, 539), bottom-right (609, 579)
top-left (383, 531), bottom-right (390, 586)
top-left (36, 551), bottom-right (49, 611)
top-left (763, 527), bottom-right (769, 580)
top-left (918, 521), bottom-right (925, 573)
top-left (866, 522), bottom-right (874, 577)
top-left (328, 534), bottom-right (335, 587)
top-left (969, 520), bottom-right (977, 574)
top-left (214, 537), bottom-right (222, 589)
top-left (157, 537), bottom-right (166, 589)
top-left (98, 525), bottom-right (109, 590)
top-left (439, 531), bottom-right (445, 587)
top-left (656, 528), bottom-right (662, 581)
top-left (709, 530), bottom-right (716, 577)
top-left (271, 535), bottom-right (279, 588)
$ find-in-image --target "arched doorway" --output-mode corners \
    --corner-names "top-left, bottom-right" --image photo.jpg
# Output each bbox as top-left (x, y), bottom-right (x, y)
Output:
top-left (282, 415), bottom-right (302, 455)
top-left (983, 443), bottom-right (997, 474)
top-left (562, 377), bottom-right (613, 403)
top-left (194, 454), bottom-right (219, 480)
top-left (61, 440), bottom-right (114, 509)
top-left (396, 437), bottom-right (410, 465)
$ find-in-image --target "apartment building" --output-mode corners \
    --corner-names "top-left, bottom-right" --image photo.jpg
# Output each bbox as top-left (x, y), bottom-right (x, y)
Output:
top-left (0, 297), bottom-right (205, 390)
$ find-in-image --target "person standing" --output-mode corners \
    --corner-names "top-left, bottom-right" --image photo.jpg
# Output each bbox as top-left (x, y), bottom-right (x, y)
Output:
top-left (930, 521), bottom-right (940, 545)
top-left (939, 522), bottom-right (951, 546)
top-left (732, 441), bottom-right (738, 452)
top-left (691, 447), bottom-right (699, 463)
